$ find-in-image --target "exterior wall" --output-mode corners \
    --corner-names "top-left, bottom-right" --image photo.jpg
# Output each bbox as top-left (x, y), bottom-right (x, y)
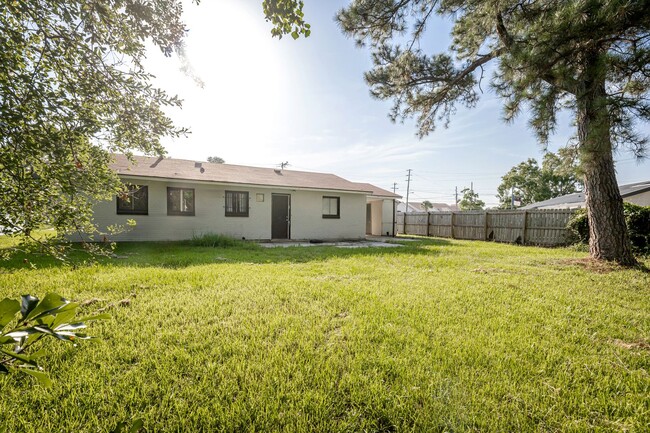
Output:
top-left (88, 178), bottom-right (366, 242)
top-left (369, 200), bottom-right (382, 235)
top-left (381, 199), bottom-right (395, 236)
top-left (626, 190), bottom-right (650, 206)
top-left (290, 190), bottom-right (365, 240)
top-left (364, 199), bottom-right (396, 236)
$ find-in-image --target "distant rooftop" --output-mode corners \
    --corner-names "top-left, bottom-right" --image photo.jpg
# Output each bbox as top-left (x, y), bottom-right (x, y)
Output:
top-left (521, 181), bottom-right (650, 210)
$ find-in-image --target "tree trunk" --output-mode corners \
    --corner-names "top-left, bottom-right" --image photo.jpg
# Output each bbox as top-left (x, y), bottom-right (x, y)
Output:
top-left (577, 53), bottom-right (636, 266)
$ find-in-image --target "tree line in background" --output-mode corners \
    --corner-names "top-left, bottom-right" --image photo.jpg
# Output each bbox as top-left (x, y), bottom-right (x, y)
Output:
top-left (496, 147), bottom-right (582, 209)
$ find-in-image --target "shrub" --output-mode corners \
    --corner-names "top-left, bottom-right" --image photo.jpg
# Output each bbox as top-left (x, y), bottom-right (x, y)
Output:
top-left (567, 202), bottom-right (650, 255)
top-left (189, 233), bottom-right (258, 249)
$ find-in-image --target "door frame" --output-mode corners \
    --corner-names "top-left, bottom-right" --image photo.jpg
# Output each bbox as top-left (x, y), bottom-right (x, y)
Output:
top-left (271, 193), bottom-right (291, 239)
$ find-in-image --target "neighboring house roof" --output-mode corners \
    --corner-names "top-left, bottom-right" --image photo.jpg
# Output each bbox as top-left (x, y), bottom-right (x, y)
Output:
top-left (620, 180), bottom-right (650, 198)
top-left (111, 154), bottom-right (376, 194)
top-left (521, 181), bottom-right (650, 210)
top-left (520, 192), bottom-right (586, 210)
top-left (396, 201), bottom-right (458, 212)
top-left (352, 182), bottom-right (402, 199)
top-left (396, 201), bottom-right (422, 212)
top-left (427, 202), bottom-right (460, 212)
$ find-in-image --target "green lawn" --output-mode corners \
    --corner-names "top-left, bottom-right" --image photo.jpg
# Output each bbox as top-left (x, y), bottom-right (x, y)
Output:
top-left (0, 238), bottom-right (648, 432)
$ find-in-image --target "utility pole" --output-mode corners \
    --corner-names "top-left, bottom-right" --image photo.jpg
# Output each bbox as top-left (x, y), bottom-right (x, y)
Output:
top-left (392, 182), bottom-right (398, 194)
top-left (455, 186), bottom-right (459, 204)
top-left (405, 169), bottom-right (412, 212)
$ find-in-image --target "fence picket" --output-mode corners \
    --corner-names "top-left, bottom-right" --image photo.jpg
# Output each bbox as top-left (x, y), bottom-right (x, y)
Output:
top-left (396, 209), bottom-right (576, 246)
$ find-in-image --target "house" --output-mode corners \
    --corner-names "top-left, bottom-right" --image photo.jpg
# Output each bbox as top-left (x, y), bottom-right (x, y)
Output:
top-left (85, 154), bottom-right (401, 242)
top-left (396, 201), bottom-right (424, 213)
top-left (396, 201), bottom-right (459, 213)
top-left (521, 180), bottom-right (650, 210)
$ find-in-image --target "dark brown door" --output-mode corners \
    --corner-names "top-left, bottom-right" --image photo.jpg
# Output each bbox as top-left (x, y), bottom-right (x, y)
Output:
top-left (272, 194), bottom-right (290, 239)
top-left (366, 203), bottom-right (372, 235)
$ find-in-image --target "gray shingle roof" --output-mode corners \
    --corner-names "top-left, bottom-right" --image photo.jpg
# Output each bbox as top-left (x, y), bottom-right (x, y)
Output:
top-left (111, 154), bottom-right (378, 194)
top-left (521, 180), bottom-right (650, 209)
top-left (352, 182), bottom-right (402, 199)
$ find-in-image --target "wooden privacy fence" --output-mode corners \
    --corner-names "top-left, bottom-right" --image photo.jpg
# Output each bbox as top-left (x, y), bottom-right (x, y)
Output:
top-left (396, 209), bottom-right (576, 246)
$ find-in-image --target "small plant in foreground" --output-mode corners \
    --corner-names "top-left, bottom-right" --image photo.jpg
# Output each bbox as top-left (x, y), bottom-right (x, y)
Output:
top-left (0, 293), bottom-right (108, 386)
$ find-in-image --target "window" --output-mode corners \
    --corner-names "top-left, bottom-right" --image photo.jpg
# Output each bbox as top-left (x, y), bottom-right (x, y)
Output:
top-left (167, 187), bottom-right (195, 216)
top-left (225, 191), bottom-right (249, 217)
top-left (117, 185), bottom-right (148, 215)
top-left (322, 196), bottom-right (340, 219)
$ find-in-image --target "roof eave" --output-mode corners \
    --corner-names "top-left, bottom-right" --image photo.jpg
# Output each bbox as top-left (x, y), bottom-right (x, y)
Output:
top-left (117, 173), bottom-right (373, 195)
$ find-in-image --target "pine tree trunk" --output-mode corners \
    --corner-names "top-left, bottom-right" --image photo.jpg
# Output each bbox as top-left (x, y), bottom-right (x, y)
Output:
top-left (577, 53), bottom-right (636, 266)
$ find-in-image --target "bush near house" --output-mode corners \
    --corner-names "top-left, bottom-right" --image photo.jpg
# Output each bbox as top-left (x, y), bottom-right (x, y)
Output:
top-left (568, 203), bottom-right (650, 254)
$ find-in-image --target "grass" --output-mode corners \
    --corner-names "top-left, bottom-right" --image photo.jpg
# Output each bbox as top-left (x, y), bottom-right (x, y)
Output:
top-left (0, 237), bottom-right (648, 432)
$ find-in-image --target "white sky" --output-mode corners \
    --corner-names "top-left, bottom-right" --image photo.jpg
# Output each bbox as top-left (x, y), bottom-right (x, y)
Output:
top-left (143, 0), bottom-right (648, 207)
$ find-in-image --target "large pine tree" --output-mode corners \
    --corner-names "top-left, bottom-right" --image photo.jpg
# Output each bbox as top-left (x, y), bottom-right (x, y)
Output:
top-left (338, 0), bottom-right (650, 265)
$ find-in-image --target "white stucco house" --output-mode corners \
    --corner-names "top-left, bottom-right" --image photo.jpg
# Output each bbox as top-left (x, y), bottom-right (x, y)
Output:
top-left (521, 180), bottom-right (650, 210)
top-left (86, 155), bottom-right (400, 242)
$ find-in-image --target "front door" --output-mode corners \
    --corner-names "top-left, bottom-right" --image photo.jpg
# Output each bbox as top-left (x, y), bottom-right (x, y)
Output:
top-left (271, 194), bottom-right (290, 239)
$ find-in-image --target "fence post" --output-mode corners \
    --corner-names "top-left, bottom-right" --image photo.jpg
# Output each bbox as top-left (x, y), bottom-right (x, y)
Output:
top-left (522, 210), bottom-right (528, 244)
top-left (451, 212), bottom-right (455, 239)
top-left (426, 212), bottom-right (431, 237)
top-left (483, 211), bottom-right (489, 240)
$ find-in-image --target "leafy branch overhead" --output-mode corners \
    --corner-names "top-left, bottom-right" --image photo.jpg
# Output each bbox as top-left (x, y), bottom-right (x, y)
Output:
top-left (0, 0), bottom-right (309, 260)
top-left (263, 0), bottom-right (311, 39)
top-left (0, 293), bottom-right (108, 386)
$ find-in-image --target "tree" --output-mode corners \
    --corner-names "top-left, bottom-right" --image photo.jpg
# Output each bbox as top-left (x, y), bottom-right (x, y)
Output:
top-left (0, 1), bottom-right (306, 254)
top-left (496, 150), bottom-right (581, 208)
top-left (458, 188), bottom-right (485, 211)
top-left (207, 156), bottom-right (225, 164)
top-left (338, 1), bottom-right (648, 265)
top-left (421, 200), bottom-right (433, 212)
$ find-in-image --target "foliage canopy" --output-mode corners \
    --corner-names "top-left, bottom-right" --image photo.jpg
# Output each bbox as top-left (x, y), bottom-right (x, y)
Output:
top-left (458, 187), bottom-right (485, 210)
top-left (0, 0), bottom-right (307, 256)
top-left (497, 148), bottom-right (582, 208)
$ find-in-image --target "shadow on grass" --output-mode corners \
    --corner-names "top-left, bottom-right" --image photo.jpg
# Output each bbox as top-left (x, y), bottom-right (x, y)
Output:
top-left (0, 237), bottom-right (459, 271)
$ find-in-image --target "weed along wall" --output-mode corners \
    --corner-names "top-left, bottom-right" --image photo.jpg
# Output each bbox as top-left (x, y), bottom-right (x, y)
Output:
top-left (397, 209), bottom-right (576, 246)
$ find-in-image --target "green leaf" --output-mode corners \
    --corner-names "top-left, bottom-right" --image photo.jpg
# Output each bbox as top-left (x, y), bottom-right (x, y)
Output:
top-left (0, 348), bottom-right (38, 366)
top-left (129, 418), bottom-right (144, 433)
top-left (20, 295), bottom-right (39, 320)
top-left (0, 298), bottom-right (20, 329)
top-left (0, 364), bottom-right (8, 374)
top-left (0, 336), bottom-right (14, 345)
top-left (27, 293), bottom-right (69, 321)
top-left (111, 421), bottom-right (128, 433)
top-left (20, 367), bottom-right (52, 387)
